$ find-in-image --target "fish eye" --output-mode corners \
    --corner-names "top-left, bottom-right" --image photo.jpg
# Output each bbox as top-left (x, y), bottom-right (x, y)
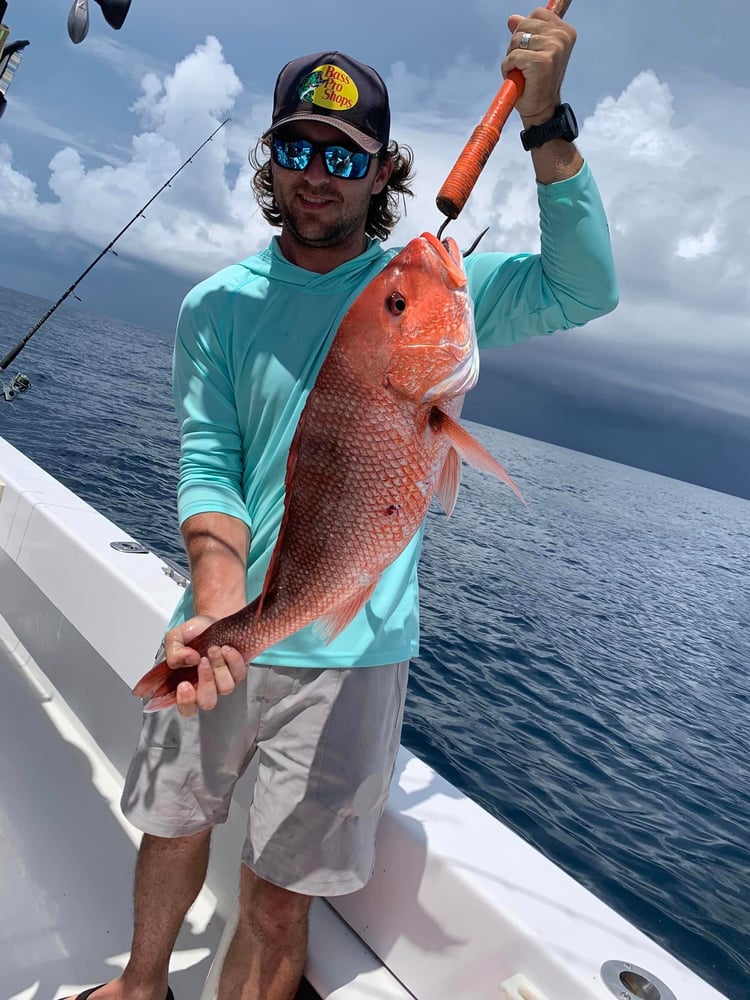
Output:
top-left (387, 292), bottom-right (407, 315)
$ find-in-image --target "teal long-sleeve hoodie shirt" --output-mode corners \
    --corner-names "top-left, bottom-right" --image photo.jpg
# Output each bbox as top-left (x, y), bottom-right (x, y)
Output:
top-left (169, 161), bottom-right (618, 666)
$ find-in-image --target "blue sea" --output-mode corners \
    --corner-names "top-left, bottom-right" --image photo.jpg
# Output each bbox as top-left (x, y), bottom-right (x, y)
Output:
top-left (1, 285), bottom-right (748, 999)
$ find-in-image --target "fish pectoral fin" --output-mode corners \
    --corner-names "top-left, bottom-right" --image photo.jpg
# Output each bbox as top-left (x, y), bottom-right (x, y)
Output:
top-left (437, 447), bottom-right (462, 517)
top-left (313, 581), bottom-right (379, 644)
top-left (432, 408), bottom-right (526, 506)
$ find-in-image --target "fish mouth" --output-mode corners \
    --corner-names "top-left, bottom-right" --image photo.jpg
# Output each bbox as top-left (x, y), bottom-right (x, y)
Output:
top-left (416, 231), bottom-right (478, 401)
top-left (420, 231), bottom-right (467, 289)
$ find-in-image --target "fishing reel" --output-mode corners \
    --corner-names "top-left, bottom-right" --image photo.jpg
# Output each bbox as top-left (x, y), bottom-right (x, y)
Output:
top-left (67, 0), bottom-right (133, 44)
top-left (0, 1), bottom-right (30, 121)
top-left (2, 372), bottom-right (31, 401)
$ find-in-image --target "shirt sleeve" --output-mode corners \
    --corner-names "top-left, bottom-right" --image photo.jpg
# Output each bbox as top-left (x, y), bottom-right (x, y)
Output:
top-left (466, 161), bottom-right (619, 347)
top-left (172, 284), bottom-right (252, 531)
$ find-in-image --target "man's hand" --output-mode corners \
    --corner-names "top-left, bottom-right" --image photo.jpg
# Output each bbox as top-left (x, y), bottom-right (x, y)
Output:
top-left (502, 7), bottom-right (577, 126)
top-left (165, 614), bottom-right (248, 717)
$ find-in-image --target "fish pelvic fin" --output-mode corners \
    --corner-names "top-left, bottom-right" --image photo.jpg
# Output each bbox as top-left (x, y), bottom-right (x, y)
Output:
top-left (313, 581), bottom-right (379, 644)
top-left (431, 407), bottom-right (527, 506)
top-left (437, 447), bottom-right (462, 517)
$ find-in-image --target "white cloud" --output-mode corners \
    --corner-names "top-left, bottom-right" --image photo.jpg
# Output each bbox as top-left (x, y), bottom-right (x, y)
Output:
top-left (676, 228), bottom-right (719, 261)
top-left (0, 37), bottom-right (265, 279)
top-left (581, 71), bottom-right (749, 319)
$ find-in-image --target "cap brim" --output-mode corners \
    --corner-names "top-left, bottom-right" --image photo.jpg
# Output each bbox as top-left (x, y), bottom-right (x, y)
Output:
top-left (263, 113), bottom-right (383, 154)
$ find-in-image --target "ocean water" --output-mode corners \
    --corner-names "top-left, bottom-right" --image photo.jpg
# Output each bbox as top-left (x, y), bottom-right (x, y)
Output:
top-left (1, 285), bottom-right (748, 999)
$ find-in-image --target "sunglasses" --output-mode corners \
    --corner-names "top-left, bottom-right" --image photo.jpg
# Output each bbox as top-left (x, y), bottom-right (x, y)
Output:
top-left (271, 135), bottom-right (374, 180)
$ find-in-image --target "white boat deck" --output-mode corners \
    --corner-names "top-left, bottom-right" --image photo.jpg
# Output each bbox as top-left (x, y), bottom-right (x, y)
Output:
top-left (0, 637), bottom-right (220, 999)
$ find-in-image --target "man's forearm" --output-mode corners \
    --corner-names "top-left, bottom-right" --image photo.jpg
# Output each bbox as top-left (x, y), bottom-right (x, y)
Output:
top-left (520, 110), bottom-right (583, 184)
top-left (181, 511), bottom-right (250, 618)
top-left (527, 138), bottom-right (584, 185)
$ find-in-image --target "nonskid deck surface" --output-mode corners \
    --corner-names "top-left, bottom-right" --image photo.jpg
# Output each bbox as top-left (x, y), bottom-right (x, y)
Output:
top-left (0, 644), bottom-right (320, 1000)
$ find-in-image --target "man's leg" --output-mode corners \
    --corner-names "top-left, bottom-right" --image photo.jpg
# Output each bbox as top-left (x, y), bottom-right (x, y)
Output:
top-left (65, 830), bottom-right (211, 1000)
top-left (217, 864), bottom-right (312, 1000)
top-left (123, 830), bottom-right (212, 991)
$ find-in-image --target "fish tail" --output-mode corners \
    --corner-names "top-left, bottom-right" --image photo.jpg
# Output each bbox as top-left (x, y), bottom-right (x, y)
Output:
top-left (132, 659), bottom-right (199, 707)
top-left (131, 597), bottom-right (266, 710)
top-left (131, 656), bottom-right (172, 700)
top-left (142, 690), bottom-right (179, 713)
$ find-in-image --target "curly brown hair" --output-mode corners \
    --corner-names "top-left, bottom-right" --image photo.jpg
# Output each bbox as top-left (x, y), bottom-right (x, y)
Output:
top-left (249, 137), bottom-right (416, 242)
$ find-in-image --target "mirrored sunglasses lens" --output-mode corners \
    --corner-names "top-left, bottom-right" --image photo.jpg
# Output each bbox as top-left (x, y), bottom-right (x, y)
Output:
top-left (323, 146), bottom-right (370, 179)
top-left (273, 138), bottom-right (312, 171)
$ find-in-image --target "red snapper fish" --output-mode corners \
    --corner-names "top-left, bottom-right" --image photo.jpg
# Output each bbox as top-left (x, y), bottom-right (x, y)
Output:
top-left (133, 232), bottom-right (524, 711)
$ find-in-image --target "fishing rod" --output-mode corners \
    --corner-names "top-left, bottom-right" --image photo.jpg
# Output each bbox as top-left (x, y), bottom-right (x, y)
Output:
top-left (435, 0), bottom-right (573, 238)
top-left (0, 117), bottom-right (230, 375)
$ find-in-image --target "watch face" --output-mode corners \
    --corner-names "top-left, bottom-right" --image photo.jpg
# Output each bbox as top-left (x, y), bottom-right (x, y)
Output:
top-left (561, 103), bottom-right (579, 140)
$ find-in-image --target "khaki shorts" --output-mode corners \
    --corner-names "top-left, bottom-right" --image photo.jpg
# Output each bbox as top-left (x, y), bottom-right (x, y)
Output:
top-left (120, 658), bottom-right (409, 896)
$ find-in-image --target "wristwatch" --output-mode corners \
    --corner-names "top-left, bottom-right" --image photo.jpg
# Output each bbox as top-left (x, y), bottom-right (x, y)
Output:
top-left (520, 103), bottom-right (578, 151)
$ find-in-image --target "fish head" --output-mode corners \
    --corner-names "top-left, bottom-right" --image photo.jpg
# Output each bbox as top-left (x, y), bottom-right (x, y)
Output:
top-left (340, 232), bottom-right (479, 403)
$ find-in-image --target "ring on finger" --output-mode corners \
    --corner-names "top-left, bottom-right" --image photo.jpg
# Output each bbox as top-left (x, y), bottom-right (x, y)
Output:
top-left (519, 31), bottom-right (533, 50)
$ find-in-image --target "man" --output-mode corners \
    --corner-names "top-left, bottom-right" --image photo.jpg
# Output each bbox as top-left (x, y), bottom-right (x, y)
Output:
top-left (69, 8), bottom-right (617, 1000)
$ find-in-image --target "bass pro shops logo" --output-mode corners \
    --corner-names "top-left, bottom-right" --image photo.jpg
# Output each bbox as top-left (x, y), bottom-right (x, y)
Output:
top-left (297, 63), bottom-right (359, 112)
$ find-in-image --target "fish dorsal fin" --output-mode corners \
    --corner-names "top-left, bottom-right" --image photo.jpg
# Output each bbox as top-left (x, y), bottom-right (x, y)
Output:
top-left (437, 447), bottom-right (462, 517)
top-left (313, 580), bottom-right (379, 644)
top-left (431, 408), bottom-right (526, 505)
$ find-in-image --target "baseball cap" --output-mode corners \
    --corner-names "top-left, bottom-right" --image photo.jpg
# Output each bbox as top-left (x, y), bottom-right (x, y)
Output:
top-left (264, 51), bottom-right (390, 154)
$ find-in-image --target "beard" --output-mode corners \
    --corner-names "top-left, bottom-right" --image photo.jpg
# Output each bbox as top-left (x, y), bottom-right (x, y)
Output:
top-left (274, 181), bottom-right (373, 249)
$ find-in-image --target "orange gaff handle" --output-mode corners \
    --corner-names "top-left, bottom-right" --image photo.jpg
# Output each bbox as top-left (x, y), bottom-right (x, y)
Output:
top-left (436, 0), bottom-right (573, 221)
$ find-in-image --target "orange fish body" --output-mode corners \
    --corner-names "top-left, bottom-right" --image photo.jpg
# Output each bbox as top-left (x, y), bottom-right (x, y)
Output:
top-left (134, 233), bottom-right (522, 711)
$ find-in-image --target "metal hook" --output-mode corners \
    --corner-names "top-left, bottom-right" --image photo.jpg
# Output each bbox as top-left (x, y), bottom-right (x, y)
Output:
top-left (462, 227), bottom-right (490, 257)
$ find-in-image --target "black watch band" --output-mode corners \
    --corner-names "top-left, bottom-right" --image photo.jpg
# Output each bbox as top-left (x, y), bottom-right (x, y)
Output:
top-left (520, 103), bottom-right (578, 151)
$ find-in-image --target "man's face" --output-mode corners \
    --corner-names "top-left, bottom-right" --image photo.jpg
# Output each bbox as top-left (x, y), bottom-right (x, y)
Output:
top-left (270, 121), bottom-right (392, 251)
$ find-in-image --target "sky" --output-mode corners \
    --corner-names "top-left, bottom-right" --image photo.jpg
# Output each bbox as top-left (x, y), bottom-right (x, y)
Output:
top-left (1, 0), bottom-right (749, 494)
